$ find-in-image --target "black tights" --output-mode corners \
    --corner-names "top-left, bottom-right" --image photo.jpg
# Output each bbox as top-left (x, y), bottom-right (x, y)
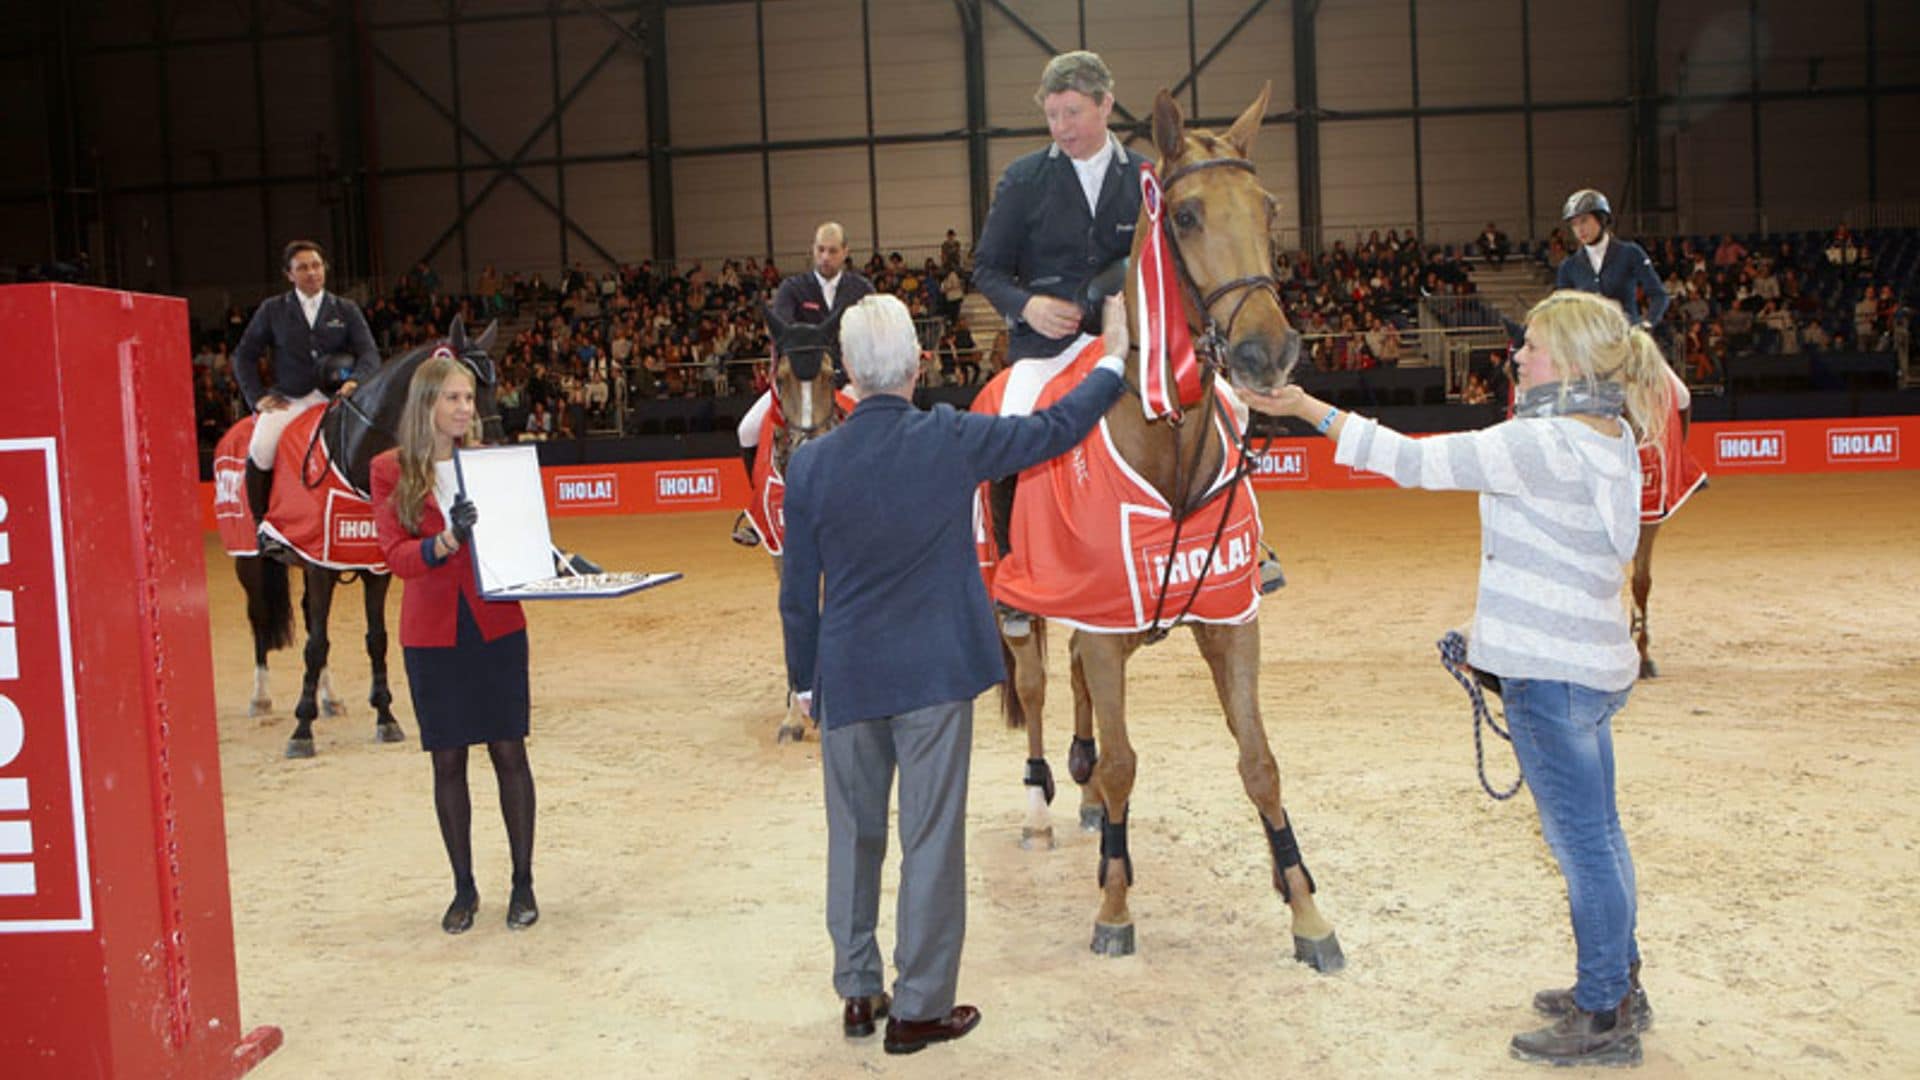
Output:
top-left (430, 738), bottom-right (536, 898)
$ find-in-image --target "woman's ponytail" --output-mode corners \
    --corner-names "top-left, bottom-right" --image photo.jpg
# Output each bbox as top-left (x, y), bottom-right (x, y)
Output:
top-left (1621, 324), bottom-right (1670, 451)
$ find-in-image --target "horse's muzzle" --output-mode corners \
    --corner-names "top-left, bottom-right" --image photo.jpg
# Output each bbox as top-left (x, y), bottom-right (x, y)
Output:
top-left (1228, 327), bottom-right (1301, 394)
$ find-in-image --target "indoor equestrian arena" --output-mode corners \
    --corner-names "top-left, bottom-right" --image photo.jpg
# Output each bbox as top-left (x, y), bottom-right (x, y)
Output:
top-left (205, 473), bottom-right (1920, 1078)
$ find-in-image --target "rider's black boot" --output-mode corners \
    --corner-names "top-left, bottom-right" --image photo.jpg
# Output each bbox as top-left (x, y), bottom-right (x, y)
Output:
top-left (245, 461), bottom-right (273, 521)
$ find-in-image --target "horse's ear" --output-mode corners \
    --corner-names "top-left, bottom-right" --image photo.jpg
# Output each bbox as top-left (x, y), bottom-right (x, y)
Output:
top-left (1152, 88), bottom-right (1185, 162)
top-left (1224, 81), bottom-right (1271, 160)
top-left (763, 300), bottom-right (789, 339)
top-left (474, 319), bottom-right (499, 354)
top-left (448, 313), bottom-right (467, 351)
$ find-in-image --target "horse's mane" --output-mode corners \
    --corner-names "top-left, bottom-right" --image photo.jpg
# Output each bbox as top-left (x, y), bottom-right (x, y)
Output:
top-left (326, 329), bottom-right (498, 496)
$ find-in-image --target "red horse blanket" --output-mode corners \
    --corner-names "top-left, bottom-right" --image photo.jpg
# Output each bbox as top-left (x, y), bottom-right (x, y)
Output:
top-left (212, 409), bottom-right (387, 571)
top-left (1639, 396), bottom-right (1707, 523)
top-left (974, 337), bottom-right (1264, 634)
top-left (745, 389), bottom-right (856, 557)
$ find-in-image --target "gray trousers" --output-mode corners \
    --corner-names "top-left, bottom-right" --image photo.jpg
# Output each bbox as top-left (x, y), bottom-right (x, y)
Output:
top-left (821, 699), bottom-right (972, 1022)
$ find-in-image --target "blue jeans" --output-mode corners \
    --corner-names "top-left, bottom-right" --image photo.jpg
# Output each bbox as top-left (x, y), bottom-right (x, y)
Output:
top-left (1504, 678), bottom-right (1639, 1013)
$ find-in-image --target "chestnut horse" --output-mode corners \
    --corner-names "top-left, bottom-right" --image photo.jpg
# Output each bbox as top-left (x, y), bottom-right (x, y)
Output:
top-left (996, 85), bottom-right (1342, 971)
top-left (753, 307), bottom-right (846, 743)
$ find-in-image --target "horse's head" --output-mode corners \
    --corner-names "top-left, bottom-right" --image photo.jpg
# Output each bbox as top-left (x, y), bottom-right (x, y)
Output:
top-left (446, 314), bottom-right (505, 443)
top-left (764, 303), bottom-right (841, 448)
top-left (1141, 82), bottom-right (1300, 395)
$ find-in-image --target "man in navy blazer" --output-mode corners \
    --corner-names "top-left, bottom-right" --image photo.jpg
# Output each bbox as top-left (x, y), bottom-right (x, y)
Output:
top-left (770, 221), bottom-right (876, 328)
top-left (232, 240), bottom-right (381, 515)
top-left (973, 50), bottom-right (1148, 362)
top-left (780, 292), bottom-right (1127, 1054)
top-left (1555, 189), bottom-right (1670, 328)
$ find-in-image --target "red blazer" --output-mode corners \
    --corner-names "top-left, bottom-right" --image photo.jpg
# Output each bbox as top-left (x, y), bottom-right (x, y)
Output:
top-left (372, 450), bottom-right (527, 648)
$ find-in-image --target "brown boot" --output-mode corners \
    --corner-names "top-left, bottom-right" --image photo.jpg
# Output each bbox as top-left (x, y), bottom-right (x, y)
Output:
top-left (1511, 994), bottom-right (1642, 1068)
top-left (1533, 961), bottom-right (1653, 1033)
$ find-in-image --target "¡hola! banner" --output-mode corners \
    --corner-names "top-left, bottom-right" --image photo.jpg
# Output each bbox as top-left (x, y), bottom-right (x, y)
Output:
top-left (199, 415), bottom-right (1918, 529)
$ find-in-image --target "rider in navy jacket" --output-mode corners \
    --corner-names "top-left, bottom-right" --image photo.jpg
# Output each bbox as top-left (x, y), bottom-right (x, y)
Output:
top-left (1554, 188), bottom-right (1670, 327)
top-left (973, 50), bottom-right (1148, 362)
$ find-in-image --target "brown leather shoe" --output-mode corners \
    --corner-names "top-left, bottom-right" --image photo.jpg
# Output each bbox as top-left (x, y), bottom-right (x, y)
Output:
top-left (883, 1005), bottom-right (980, 1055)
top-left (842, 993), bottom-right (890, 1038)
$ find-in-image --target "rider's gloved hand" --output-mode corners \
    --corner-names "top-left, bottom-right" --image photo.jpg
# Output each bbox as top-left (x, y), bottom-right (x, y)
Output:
top-left (449, 495), bottom-right (479, 545)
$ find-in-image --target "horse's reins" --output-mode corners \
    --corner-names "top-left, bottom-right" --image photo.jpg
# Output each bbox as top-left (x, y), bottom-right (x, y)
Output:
top-left (1135, 153), bottom-right (1284, 643)
top-left (1436, 630), bottom-right (1524, 800)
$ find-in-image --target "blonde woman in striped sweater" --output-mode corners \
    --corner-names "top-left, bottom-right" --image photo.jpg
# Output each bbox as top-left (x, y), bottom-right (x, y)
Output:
top-left (1240, 289), bottom-right (1669, 1069)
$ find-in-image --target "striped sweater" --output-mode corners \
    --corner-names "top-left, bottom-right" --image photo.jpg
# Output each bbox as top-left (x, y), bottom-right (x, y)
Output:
top-left (1335, 414), bottom-right (1643, 692)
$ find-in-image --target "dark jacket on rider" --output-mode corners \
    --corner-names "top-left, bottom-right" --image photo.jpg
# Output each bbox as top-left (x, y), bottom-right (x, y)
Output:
top-left (770, 270), bottom-right (876, 327)
top-left (973, 136), bottom-right (1149, 362)
top-left (232, 289), bottom-right (381, 408)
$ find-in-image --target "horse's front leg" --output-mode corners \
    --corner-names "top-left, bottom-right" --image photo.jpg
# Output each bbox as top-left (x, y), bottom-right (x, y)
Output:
top-left (288, 568), bottom-right (336, 758)
top-left (1068, 644), bottom-right (1102, 832)
top-left (1191, 621), bottom-right (1343, 972)
top-left (363, 572), bottom-right (405, 743)
top-left (1004, 619), bottom-right (1055, 850)
top-left (1631, 523), bottom-right (1660, 679)
top-left (1074, 629), bottom-right (1144, 957)
top-left (770, 554), bottom-right (810, 744)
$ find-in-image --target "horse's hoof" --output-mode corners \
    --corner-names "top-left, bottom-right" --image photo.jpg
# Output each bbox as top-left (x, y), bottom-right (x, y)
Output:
top-left (1020, 827), bottom-right (1055, 851)
top-left (1078, 806), bottom-right (1103, 833)
top-left (248, 698), bottom-right (272, 718)
top-left (1293, 931), bottom-right (1345, 973)
top-left (776, 725), bottom-right (805, 745)
top-left (374, 720), bottom-right (405, 744)
top-left (1639, 657), bottom-right (1659, 679)
top-left (284, 737), bottom-right (316, 760)
top-left (1090, 922), bottom-right (1136, 957)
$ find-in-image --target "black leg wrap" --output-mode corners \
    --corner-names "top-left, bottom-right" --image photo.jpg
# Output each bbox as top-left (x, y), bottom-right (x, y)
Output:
top-left (1263, 816), bottom-right (1317, 902)
top-left (1067, 735), bottom-right (1098, 785)
top-left (1097, 809), bottom-right (1134, 888)
top-left (1024, 757), bottom-right (1056, 805)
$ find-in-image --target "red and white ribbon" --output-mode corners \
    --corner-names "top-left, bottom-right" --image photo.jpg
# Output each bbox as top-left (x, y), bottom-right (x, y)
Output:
top-left (1134, 162), bottom-right (1204, 420)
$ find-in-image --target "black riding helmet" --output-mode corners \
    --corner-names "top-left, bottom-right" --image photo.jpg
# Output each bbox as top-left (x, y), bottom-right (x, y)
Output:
top-left (1561, 188), bottom-right (1613, 228)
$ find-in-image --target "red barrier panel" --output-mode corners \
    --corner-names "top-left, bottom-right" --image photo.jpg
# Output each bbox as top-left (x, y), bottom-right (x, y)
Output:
top-left (0, 285), bottom-right (280, 1078)
top-left (197, 413), bottom-right (1920, 526)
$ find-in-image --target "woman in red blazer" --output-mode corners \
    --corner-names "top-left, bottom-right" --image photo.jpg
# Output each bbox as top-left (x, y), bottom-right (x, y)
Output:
top-left (372, 354), bottom-right (538, 934)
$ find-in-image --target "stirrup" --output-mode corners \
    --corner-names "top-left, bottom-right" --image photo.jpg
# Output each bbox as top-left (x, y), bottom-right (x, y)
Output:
top-left (729, 512), bottom-right (762, 548)
top-left (996, 602), bottom-right (1033, 640)
top-left (1258, 544), bottom-right (1286, 594)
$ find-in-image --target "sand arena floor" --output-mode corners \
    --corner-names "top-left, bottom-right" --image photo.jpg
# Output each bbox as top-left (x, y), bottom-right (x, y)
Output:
top-left (207, 471), bottom-right (1920, 1079)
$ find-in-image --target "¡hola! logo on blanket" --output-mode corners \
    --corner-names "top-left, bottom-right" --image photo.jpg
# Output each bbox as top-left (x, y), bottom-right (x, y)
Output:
top-left (1251, 448), bottom-right (1308, 481)
top-left (554, 473), bottom-right (619, 508)
top-left (655, 468), bottom-right (720, 505)
top-left (0, 439), bottom-right (92, 932)
top-left (1714, 429), bottom-right (1786, 467)
top-left (332, 514), bottom-right (376, 543)
top-left (1825, 426), bottom-right (1899, 463)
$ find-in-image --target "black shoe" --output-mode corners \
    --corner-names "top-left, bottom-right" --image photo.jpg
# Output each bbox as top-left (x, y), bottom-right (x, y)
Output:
top-left (442, 890), bottom-right (479, 935)
top-left (883, 1005), bottom-right (980, 1055)
top-left (1511, 997), bottom-right (1642, 1067)
top-left (506, 885), bottom-right (539, 930)
top-left (842, 992), bottom-right (890, 1038)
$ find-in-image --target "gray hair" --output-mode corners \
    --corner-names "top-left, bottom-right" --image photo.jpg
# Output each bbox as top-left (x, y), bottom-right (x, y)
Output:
top-left (1035, 50), bottom-right (1113, 106)
top-left (814, 221), bottom-right (846, 248)
top-left (839, 294), bottom-right (920, 395)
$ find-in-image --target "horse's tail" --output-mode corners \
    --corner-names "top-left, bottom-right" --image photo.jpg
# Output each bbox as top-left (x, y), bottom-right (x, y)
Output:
top-left (239, 555), bottom-right (295, 653)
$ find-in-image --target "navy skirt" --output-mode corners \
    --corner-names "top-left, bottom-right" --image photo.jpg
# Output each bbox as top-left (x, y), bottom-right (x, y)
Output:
top-left (403, 594), bottom-right (530, 752)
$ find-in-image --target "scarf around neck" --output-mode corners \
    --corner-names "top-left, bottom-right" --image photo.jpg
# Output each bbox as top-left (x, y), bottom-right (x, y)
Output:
top-left (1513, 380), bottom-right (1626, 420)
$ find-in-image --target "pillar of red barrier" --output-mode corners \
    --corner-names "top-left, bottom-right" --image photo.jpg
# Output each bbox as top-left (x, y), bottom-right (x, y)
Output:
top-left (0, 284), bottom-right (280, 1078)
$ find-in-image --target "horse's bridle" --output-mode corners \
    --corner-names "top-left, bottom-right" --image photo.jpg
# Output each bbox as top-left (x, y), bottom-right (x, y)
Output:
top-left (1154, 155), bottom-right (1284, 374)
top-left (1136, 153), bottom-right (1284, 644)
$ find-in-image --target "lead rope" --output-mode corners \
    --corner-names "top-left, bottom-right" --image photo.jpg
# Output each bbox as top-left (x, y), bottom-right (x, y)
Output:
top-left (1436, 630), bottom-right (1523, 800)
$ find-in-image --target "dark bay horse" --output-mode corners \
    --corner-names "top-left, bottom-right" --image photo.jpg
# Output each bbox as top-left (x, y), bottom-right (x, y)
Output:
top-left (754, 306), bottom-right (846, 743)
top-left (997, 85), bottom-right (1343, 971)
top-left (234, 316), bottom-right (500, 757)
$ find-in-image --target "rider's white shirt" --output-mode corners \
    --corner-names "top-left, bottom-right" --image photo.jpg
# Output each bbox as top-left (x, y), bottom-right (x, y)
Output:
top-left (298, 288), bottom-right (326, 328)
